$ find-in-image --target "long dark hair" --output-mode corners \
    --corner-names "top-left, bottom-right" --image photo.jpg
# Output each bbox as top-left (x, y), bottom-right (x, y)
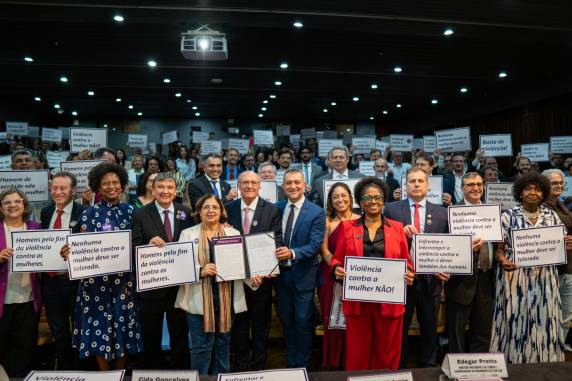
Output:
top-left (326, 182), bottom-right (353, 220)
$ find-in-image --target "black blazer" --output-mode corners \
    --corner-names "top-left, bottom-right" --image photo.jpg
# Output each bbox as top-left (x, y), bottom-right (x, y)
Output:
top-left (132, 201), bottom-right (194, 300)
top-left (40, 201), bottom-right (86, 233)
top-left (188, 175), bottom-right (232, 211)
top-left (226, 197), bottom-right (283, 249)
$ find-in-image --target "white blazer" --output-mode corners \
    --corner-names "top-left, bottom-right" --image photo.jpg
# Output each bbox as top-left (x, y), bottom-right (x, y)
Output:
top-left (174, 224), bottom-right (252, 315)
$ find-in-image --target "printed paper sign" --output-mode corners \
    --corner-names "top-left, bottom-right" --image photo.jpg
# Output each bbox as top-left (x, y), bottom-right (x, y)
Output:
top-left (448, 204), bottom-right (503, 242)
top-left (413, 138), bottom-right (424, 150)
top-left (359, 161), bottom-right (375, 176)
top-left (352, 137), bottom-right (376, 155)
top-left (128, 134), bottom-right (148, 148)
top-left (11, 229), bottom-right (71, 272)
top-left (218, 368), bottom-right (308, 381)
top-left (162, 130), bottom-right (178, 145)
top-left (69, 128), bottom-right (108, 153)
top-left (228, 138), bottom-right (250, 155)
top-left (343, 256), bottom-right (406, 304)
top-left (441, 353), bottom-right (508, 379)
top-left (329, 283), bottom-right (346, 329)
top-left (24, 370), bottom-right (126, 381)
top-left (563, 177), bottom-right (572, 197)
top-left (300, 128), bottom-right (316, 140)
top-left (132, 371), bottom-right (198, 381)
top-left (479, 134), bottom-right (513, 157)
top-left (485, 182), bottom-right (517, 210)
top-left (47, 151), bottom-right (68, 169)
top-left (0, 170), bottom-right (49, 202)
top-left (60, 160), bottom-right (105, 193)
top-left (511, 225), bottom-right (567, 268)
top-left (27, 126), bottom-right (40, 138)
top-left (319, 139), bottom-right (343, 157)
top-left (42, 127), bottom-right (63, 143)
top-left (0, 155), bottom-right (11, 170)
top-left (276, 170), bottom-right (285, 186)
top-left (550, 136), bottom-right (572, 154)
top-left (212, 236), bottom-right (247, 282)
top-left (59, 127), bottom-right (70, 139)
top-left (413, 234), bottom-right (473, 275)
top-left (324, 179), bottom-right (360, 208)
top-left (290, 134), bottom-right (301, 146)
top-left (200, 141), bottom-right (222, 155)
top-left (390, 134), bottom-right (414, 152)
top-left (259, 181), bottom-right (278, 203)
top-left (276, 125), bottom-right (291, 136)
top-left (6, 121), bottom-right (28, 136)
top-left (435, 127), bottom-right (472, 152)
top-left (521, 143), bottom-right (549, 162)
top-left (253, 130), bottom-right (274, 146)
top-left (192, 131), bottom-right (210, 143)
top-left (136, 242), bottom-right (198, 292)
top-left (348, 372), bottom-right (414, 381)
top-left (423, 136), bottom-right (436, 152)
top-left (67, 230), bottom-right (132, 280)
top-left (0, 132), bottom-right (7, 140)
top-left (321, 131), bottom-right (338, 139)
top-left (401, 176), bottom-right (443, 205)
top-left (376, 140), bottom-right (389, 153)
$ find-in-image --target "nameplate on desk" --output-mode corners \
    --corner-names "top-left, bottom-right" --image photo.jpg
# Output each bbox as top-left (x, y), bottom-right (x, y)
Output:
top-left (25, 370), bottom-right (125, 381)
top-left (347, 372), bottom-right (413, 381)
top-left (11, 229), bottom-right (71, 273)
top-left (132, 370), bottom-right (199, 381)
top-left (441, 353), bottom-right (508, 379)
top-left (218, 368), bottom-right (309, 381)
top-left (511, 225), bottom-right (567, 268)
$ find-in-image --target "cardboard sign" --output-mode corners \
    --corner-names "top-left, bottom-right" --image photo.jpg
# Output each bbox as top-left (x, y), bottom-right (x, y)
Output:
top-left (128, 134), bottom-right (148, 148)
top-left (390, 134), bottom-right (414, 152)
top-left (162, 130), bottom-right (178, 145)
top-left (42, 127), bottom-right (63, 143)
top-left (448, 204), bottom-right (503, 242)
top-left (6, 121), bottom-right (28, 136)
top-left (253, 130), bottom-right (274, 146)
top-left (550, 136), bottom-right (572, 154)
top-left (521, 143), bottom-right (549, 162)
top-left (485, 182), bottom-right (517, 210)
top-left (511, 225), bottom-right (567, 268)
top-left (319, 139), bottom-right (343, 157)
top-left (69, 128), bottom-right (108, 153)
top-left (435, 127), bottom-right (472, 152)
top-left (11, 229), bottom-right (71, 272)
top-left (200, 141), bottom-right (222, 155)
top-left (0, 170), bottom-right (50, 202)
top-left (441, 353), bottom-right (508, 379)
top-left (413, 234), bottom-right (473, 275)
top-left (479, 134), bottom-right (513, 157)
top-left (60, 160), bottom-right (106, 193)
top-left (192, 131), bottom-right (210, 143)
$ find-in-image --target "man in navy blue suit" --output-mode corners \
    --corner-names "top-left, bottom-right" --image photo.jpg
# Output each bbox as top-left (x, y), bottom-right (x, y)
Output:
top-left (384, 167), bottom-right (449, 368)
top-left (275, 169), bottom-right (325, 369)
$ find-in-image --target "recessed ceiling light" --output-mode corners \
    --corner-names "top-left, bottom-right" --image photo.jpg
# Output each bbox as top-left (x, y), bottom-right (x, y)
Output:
top-left (274, 81), bottom-right (282, 86)
top-left (186, 99), bottom-right (192, 103)
top-left (382, 110), bottom-right (388, 115)
top-left (258, 113), bottom-right (264, 118)
top-left (57, 109), bottom-right (64, 114)
top-left (113, 15), bottom-right (124, 23)
top-left (443, 28), bottom-right (454, 36)
top-left (24, 56), bottom-right (34, 63)
top-left (71, 111), bottom-right (78, 116)
top-left (59, 76), bottom-right (68, 83)
top-left (431, 98), bottom-right (439, 104)
top-left (128, 105), bottom-right (134, 109)
top-left (371, 83), bottom-right (378, 89)
top-left (352, 96), bottom-right (359, 102)
top-left (34, 96), bottom-right (41, 102)
top-left (280, 62), bottom-right (288, 69)
top-left (137, 112), bottom-right (143, 116)
top-left (370, 116), bottom-right (375, 120)
top-left (192, 106), bottom-right (198, 110)
top-left (269, 94), bottom-right (277, 99)
top-left (498, 71), bottom-right (508, 78)
top-left (330, 101), bottom-right (337, 106)
top-left (263, 100), bottom-right (268, 104)
top-left (103, 124), bottom-right (108, 128)
top-left (460, 87), bottom-right (468, 93)
top-left (147, 60), bottom-right (157, 68)
top-left (87, 91), bottom-right (95, 96)
top-left (115, 98), bottom-right (122, 102)
top-left (163, 78), bottom-right (171, 84)
top-left (53, 104), bottom-right (60, 109)
top-left (323, 108), bottom-right (328, 113)
top-left (396, 103), bottom-right (402, 108)
top-left (261, 107), bottom-right (267, 111)
top-left (293, 21), bottom-right (303, 29)
top-left (394, 66), bottom-right (402, 73)
top-left (175, 93), bottom-right (182, 97)
top-left (195, 112), bottom-right (201, 117)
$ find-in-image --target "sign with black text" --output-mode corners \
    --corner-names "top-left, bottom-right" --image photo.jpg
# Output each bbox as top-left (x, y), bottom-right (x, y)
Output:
top-left (69, 128), bottom-right (108, 153)
top-left (511, 225), bottom-right (567, 268)
top-left (485, 182), bottom-right (517, 210)
top-left (413, 234), bottom-right (473, 275)
top-left (6, 121), bottom-right (28, 136)
top-left (161, 130), bottom-right (178, 145)
top-left (218, 369), bottom-right (308, 381)
top-left (441, 353), bottom-right (508, 379)
top-left (435, 127), bottom-right (472, 152)
top-left (348, 372), bottom-right (414, 381)
top-left (448, 204), bottom-right (503, 242)
top-left (389, 134), bottom-right (414, 152)
top-left (25, 370), bottom-right (125, 381)
top-left (11, 229), bottom-right (71, 272)
top-left (253, 130), bottom-right (274, 146)
top-left (479, 134), bottom-right (513, 157)
top-left (0, 170), bottom-right (49, 202)
top-left (60, 160), bottom-right (105, 193)
top-left (319, 139), bottom-right (343, 157)
top-left (128, 134), bottom-right (148, 148)
top-left (200, 141), bottom-right (222, 155)
top-left (41, 127), bottom-right (63, 143)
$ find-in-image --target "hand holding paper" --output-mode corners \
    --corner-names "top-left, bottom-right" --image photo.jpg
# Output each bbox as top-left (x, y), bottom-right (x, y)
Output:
top-left (149, 236), bottom-right (167, 247)
top-left (0, 248), bottom-right (13, 263)
top-left (60, 244), bottom-right (70, 261)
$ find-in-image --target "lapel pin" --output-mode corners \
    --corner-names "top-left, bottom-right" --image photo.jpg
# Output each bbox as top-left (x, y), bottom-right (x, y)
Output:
top-left (356, 234), bottom-right (362, 240)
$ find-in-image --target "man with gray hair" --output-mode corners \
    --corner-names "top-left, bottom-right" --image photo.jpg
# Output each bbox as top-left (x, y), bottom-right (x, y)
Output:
top-left (11, 149), bottom-right (34, 170)
top-left (258, 162), bottom-right (286, 201)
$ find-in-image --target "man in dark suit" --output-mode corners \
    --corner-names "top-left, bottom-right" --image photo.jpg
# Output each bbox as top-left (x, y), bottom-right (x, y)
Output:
top-left (227, 171), bottom-right (282, 371)
top-left (188, 153), bottom-right (237, 210)
top-left (445, 172), bottom-right (494, 353)
top-left (222, 148), bottom-right (243, 180)
top-left (383, 167), bottom-right (449, 368)
top-left (275, 169), bottom-right (325, 368)
top-left (299, 146), bottom-right (323, 189)
top-left (310, 146), bottom-right (362, 206)
top-left (132, 172), bottom-right (193, 369)
top-left (40, 171), bottom-right (86, 370)
top-left (442, 152), bottom-right (476, 205)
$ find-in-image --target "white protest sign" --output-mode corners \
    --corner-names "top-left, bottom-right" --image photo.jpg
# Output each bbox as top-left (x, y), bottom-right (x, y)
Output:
top-left (253, 130), bottom-right (274, 146)
top-left (521, 143), bottom-right (549, 162)
top-left (59, 127), bottom-right (70, 139)
top-left (0, 155), bottom-right (11, 170)
top-left (352, 137), bottom-right (376, 155)
top-left (347, 372), bottom-right (414, 381)
top-left (228, 138), bottom-right (250, 155)
top-left (322, 131), bottom-right (338, 139)
top-left (0, 170), bottom-right (49, 202)
top-left (413, 138), bottom-right (424, 150)
top-left (60, 160), bottom-right (105, 193)
top-left (448, 204), bottom-right (503, 242)
top-left (401, 176), bottom-right (443, 205)
top-left (69, 128), bottom-right (108, 153)
top-left (300, 128), bottom-right (316, 140)
top-left (47, 151), bottom-right (68, 168)
top-left (423, 136), bottom-right (436, 152)
top-left (389, 134), bottom-right (414, 152)
top-left (0, 132), bottom-right (7, 140)
top-left (200, 141), bottom-right (222, 155)
top-left (276, 125), bottom-right (291, 136)
top-left (435, 127), bottom-right (472, 152)
top-left (6, 121), bottom-right (28, 136)
top-left (512, 225), bottom-right (567, 268)
top-left (128, 134), bottom-right (148, 148)
top-left (227, 180), bottom-right (238, 194)
top-left (276, 170), bottom-right (285, 186)
top-left (485, 182), bottom-right (517, 210)
top-left (479, 134), bottom-right (513, 157)
top-left (375, 140), bottom-right (389, 153)
top-left (329, 282), bottom-right (346, 330)
top-left (259, 181), bottom-right (278, 203)
top-left (324, 179), bottom-right (360, 208)
top-left (136, 242), bottom-right (198, 292)
top-left (11, 229), bottom-right (71, 272)
top-left (42, 127), bottom-right (63, 143)
top-left (218, 368), bottom-right (308, 381)
top-left (319, 139), bottom-right (343, 157)
top-left (67, 230), bottom-right (132, 280)
top-left (162, 130), bottom-right (178, 145)
top-left (343, 132), bottom-right (353, 145)
top-left (27, 126), bottom-right (40, 138)
top-left (441, 353), bottom-right (508, 379)
top-left (192, 131), bottom-right (210, 143)
top-left (221, 139), bottom-right (229, 150)
top-left (563, 177), bottom-right (572, 197)
top-left (550, 136), bottom-right (572, 154)
top-left (413, 234), bottom-right (473, 275)
top-left (359, 161), bottom-right (375, 176)
top-left (24, 370), bottom-right (126, 381)
top-left (343, 256), bottom-right (406, 304)
top-left (290, 134), bottom-right (301, 146)
top-left (132, 371), bottom-right (198, 381)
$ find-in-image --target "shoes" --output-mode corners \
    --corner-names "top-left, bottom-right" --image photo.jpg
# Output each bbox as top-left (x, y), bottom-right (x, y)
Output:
top-left (564, 344), bottom-right (572, 352)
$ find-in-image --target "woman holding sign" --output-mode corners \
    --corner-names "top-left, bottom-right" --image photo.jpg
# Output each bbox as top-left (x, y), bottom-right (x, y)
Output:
top-left (329, 177), bottom-right (414, 370)
top-left (0, 189), bottom-right (41, 377)
top-left (491, 172), bottom-right (565, 363)
top-left (61, 163), bottom-right (143, 369)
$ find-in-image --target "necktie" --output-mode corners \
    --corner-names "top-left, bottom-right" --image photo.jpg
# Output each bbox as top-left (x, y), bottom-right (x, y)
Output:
top-left (230, 168), bottom-right (235, 180)
top-left (210, 180), bottom-right (220, 198)
top-left (283, 204), bottom-right (296, 248)
top-left (243, 207), bottom-right (251, 235)
top-left (413, 204), bottom-right (421, 234)
top-left (304, 165), bottom-right (310, 184)
top-left (53, 209), bottom-right (64, 229)
top-left (479, 243), bottom-right (491, 272)
top-left (164, 210), bottom-right (173, 242)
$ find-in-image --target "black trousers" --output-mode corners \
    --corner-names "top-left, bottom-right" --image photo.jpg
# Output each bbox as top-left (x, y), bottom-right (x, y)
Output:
top-left (139, 288), bottom-right (189, 369)
top-left (231, 280), bottom-right (273, 371)
top-left (0, 302), bottom-right (36, 377)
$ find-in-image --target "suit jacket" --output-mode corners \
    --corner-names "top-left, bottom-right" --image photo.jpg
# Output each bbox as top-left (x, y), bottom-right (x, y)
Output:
top-left (310, 169), bottom-right (363, 206)
top-left (132, 201), bottom-right (194, 300)
top-left (300, 163), bottom-right (324, 185)
top-left (330, 218), bottom-right (412, 318)
top-left (222, 165), bottom-right (243, 181)
top-left (188, 175), bottom-right (232, 211)
top-left (40, 201), bottom-right (86, 232)
top-left (383, 199), bottom-right (449, 296)
top-left (277, 198), bottom-right (325, 291)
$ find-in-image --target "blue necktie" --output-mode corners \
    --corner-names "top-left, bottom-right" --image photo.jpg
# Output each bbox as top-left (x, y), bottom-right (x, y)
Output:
top-left (283, 204), bottom-right (296, 248)
top-left (211, 180), bottom-right (220, 198)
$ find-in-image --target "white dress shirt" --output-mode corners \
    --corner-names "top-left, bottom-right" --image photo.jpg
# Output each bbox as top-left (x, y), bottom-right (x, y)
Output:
top-left (241, 196), bottom-right (259, 233)
top-left (155, 201), bottom-right (175, 235)
top-left (408, 197), bottom-right (427, 233)
top-left (49, 201), bottom-right (74, 229)
top-left (282, 196), bottom-right (306, 260)
top-left (332, 169), bottom-right (349, 180)
top-left (205, 174), bottom-right (223, 197)
top-left (389, 162), bottom-right (411, 184)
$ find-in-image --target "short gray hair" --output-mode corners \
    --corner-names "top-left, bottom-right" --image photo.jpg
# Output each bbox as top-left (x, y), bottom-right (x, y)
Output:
top-left (283, 168), bottom-right (305, 181)
top-left (257, 162), bottom-right (276, 175)
top-left (541, 168), bottom-right (565, 180)
top-left (152, 172), bottom-right (177, 186)
top-left (328, 146), bottom-right (349, 159)
top-left (11, 149), bottom-right (32, 162)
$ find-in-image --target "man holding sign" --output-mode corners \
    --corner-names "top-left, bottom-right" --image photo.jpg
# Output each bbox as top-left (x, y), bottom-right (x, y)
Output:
top-left (132, 173), bottom-right (193, 369)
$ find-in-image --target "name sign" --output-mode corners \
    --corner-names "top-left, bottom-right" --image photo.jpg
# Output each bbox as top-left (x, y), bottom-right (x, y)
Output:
top-left (218, 368), bottom-right (308, 381)
top-left (521, 143), bottom-right (549, 162)
top-left (343, 256), bottom-right (406, 304)
top-left (512, 225), bottom-right (567, 268)
top-left (413, 234), bottom-right (473, 275)
top-left (448, 204), bottom-right (503, 242)
top-left (348, 372), bottom-right (413, 381)
top-left (69, 128), bottom-right (108, 153)
top-left (441, 353), bottom-right (508, 379)
top-left (60, 160), bottom-right (106, 193)
top-left (479, 134), bottom-right (513, 157)
top-left (132, 370), bottom-right (198, 381)
top-left (485, 182), bottom-right (517, 210)
top-left (25, 370), bottom-right (125, 381)
top-left (389, 134), bottom-right (414, 152)
top-left (0, 170), bottom-right (49, 202)
top-left (435, 126), bottom-right (472, 152)
top-left (11, 229), bottom-right (71, 272)
top-left (550, 136), bottom-right (572, 154)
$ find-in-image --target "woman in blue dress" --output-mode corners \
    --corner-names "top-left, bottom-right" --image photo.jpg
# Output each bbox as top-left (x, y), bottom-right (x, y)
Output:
top-left (62, 163), bottom-right (143, 369)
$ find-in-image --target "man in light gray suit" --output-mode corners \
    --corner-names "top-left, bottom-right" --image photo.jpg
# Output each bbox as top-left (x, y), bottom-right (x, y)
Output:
top-left (310, 146), bottom-right (362, 206)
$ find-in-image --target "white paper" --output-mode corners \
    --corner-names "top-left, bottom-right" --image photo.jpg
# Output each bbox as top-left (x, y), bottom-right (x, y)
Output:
top-left (423, 136), bottom-right (436, 152)
top-left (400, 176), bottom-right (443, 205)
top-left (512, 225), bottom-right (567, 268)
top-left (343, 257), bottom-right (406, 304)
top-left (485, 182), bottom-right (517, 210)
top-left (244, 232), bottom-right (279, 277)
top-left (276, 170), bottom-right (285, 186)
top-left (59, 127), bottom-right (70, 139)
top-left (521, 143), bottom-right (549, 162)
top-left (24, 370), bottom-right (125, 381)
top-left (228, 138), bottom-right (250, 154)
top-left (0, 155), bottom-right (11, 170)
top-left (358, 161), bottom-right (376, 176)
top-left (67, 230), bottom-right (132, 280)
top-left (200, 141), bottom-right (222, 155)
top-left (448, 204), bottom-right (503, 242)
top-left (42, 127), bottom-right (63, 143)
top-left (300, 128), bottom-right (316, 140)
top-left (6, 121), bottom-right (28, 136)
top-left (27, 126), bottom-right (40, 138)
top-left (259, 181), bottom-right (278, 203)
top-left (218, 369), bottom-right (308, 381)
top-left (60, 160), bottom-right (106, 193)
top-left (390, 134), bottom-right (414, 152)
top-left (11, 229), bottom-right (71, 272)
top-left (0, 170), bottom-right (50, 202)
top-left (290, 134), bottom-right (301, 146)
top-left (563, 176), bottom-right (572, 197)
top-left (550, 136), bottom-right (572, 154)
top-left (47, 151), bottom-right (68, 169)
top-left (441, 353), bottom-right (508, 379)
top-left (413, 234), bottom-right (473, 275)
top-left (162, 130), bottom-right (178, 145)
top-left (213, 236), bottom-right (247, 282)
top-left (352, 137), bottom-right (376, 155)
top-left (192, 131), bottom-right (210, 143)
top-left (276, 125), bottom-right (291, 136)
top-left (375, 140), bottom-right (389, 153)
top-left (348, 372), bottom-right (413, 381)
top-left (329, 282), bottom-right (346, 330)
top-left (413, 138), bottom-right (424, 150)
top-left (322, 130), bottom-right (338, 139)
top-left (132, 370), bottom-right (198, 381)
top-left (319, 139), bottom-right (343, 157)
top-left (0, 132), bottom-right (7, 141)
top-left (324, 179), bottom-right (360, 208)
top-left (128, 134), bottom-right (148, 148)
top-left (253, 130), bottom-right (274, 146)
top-left (479, 134), bottom-right (513, 157)
top-left (69, 128), bottom-right (108, 153)
top-left (435, 127), bottom-right (472, 152)
top-left (136, 241), bottom-right (198, 292)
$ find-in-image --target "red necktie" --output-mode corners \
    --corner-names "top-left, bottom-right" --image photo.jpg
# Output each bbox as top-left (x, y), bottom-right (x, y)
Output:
top-left (49, 209), bottom-right (65, 277)
top-left (230, 168), bottom-right (235, 180)
top-left (414, 204), bottom-right (421, 234)
top-left (164, 210), bottom-right (173, 242)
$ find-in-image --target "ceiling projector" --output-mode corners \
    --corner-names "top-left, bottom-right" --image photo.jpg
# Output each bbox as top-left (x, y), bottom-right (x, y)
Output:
top-left (181, 25), bottom-right (228, 61)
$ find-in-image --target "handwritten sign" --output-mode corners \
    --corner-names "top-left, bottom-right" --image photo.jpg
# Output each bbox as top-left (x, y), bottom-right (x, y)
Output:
top-left (521, 143), bottom-right (549, 162)
top-left (60, 160), bottom-right (105, 193)
top-left (448, 204), bottom-right (503, 241)
top-left (435, 127), bottom-right (472, 152)
top-left (0, 170), bottom-right (49, 202)
top-left (253, 130), bottom-right (274, 146)
top-left (42, 127), bottom-right (63, 143)
top-left (485, 182), bottom-right (517, 210)
top-left (479, 134), bottom-right (513, 157)
top-left (413, 234), bottom-right (473, 275)
top-left (319, 139), bottom-right (343, 157)
top-left (11, 229), bottom-right (71, 272)
top-left (390, 134), bottom-right (414, 152)
top-left (128, 134), bottom-right (148, 148)
top-left (441, 353), bottom-right (508, 379)
top-left (162, 130), bottom-right (178, 145)
top-left (550, 136), bottom-right (572, 154)
top-left (69, 128), bottom-right (108, 153)
top-left (511, 225), bottom-right (567, 268)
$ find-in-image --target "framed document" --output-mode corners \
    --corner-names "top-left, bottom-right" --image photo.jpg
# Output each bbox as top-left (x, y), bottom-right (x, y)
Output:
top-left (212, 236), bottom-right (247, 282)
top-left (244, 232), bottom-right (279, 277)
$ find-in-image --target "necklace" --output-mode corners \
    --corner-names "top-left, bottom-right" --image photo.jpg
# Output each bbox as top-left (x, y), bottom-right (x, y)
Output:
top-left (522, 207), bottom-right (541, 220)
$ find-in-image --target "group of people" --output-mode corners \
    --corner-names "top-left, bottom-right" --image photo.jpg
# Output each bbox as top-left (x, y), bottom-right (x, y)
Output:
top-left (0, 135), bottom-right (571, 377)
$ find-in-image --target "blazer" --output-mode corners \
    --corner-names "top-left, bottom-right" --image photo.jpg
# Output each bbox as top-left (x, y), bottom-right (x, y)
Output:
top-left (188, 175), bottom-right (232, 211)
top-left (383, 199), bottom-right (449, 296)
top-left (222, 165), bottom-right (243, 181)
top-left (300, 163), bottom-right (324, 186)
top-left (0, 220), bottom-right (42, 317)
top-left (226, 197), bottom-right (282, 249)
top-left (276, 198), bottom-right (326, 291)
top-left (132, 201), bottom-right (194, 300)
top-left (40, 201), bottom-right (86, 232)
top-left (329, 218), bottom-right (412, 318)
top-left (310, 169), bottom-right (363, 206)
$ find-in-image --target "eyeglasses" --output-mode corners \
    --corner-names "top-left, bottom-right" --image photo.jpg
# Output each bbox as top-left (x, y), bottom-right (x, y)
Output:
top-left (201, 205), bottom-right (220, 211)
top-left (463, 182), bottom-right (483, 188)
top-left (360, 195), bottom-right (383, 203)
top-left (551, 181), bottom-right (564, 186)
top-left (1, 199), bottom-right (24, 206)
